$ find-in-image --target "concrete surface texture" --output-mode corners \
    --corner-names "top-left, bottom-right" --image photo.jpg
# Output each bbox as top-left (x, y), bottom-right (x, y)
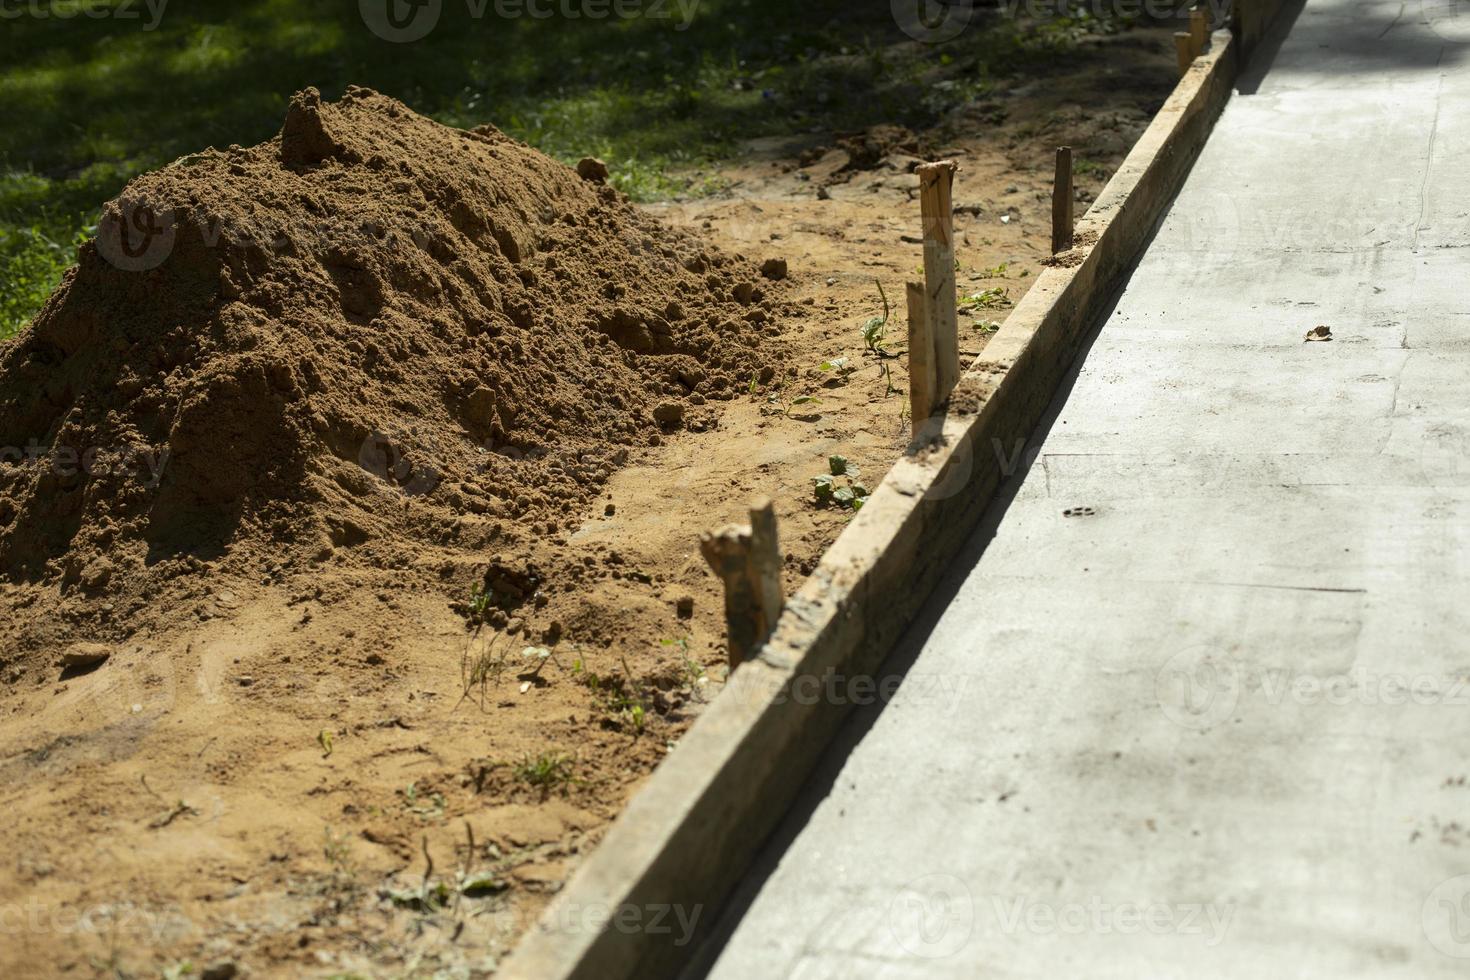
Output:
top-left (692, 1), bottom-right (1470, 977)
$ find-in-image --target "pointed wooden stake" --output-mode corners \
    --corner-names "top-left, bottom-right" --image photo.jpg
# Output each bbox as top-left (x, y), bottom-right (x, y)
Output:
top-left (1051, 146), bottom-right (1074, 255)
top-left (700, 498), bottom-right (783, 671)
top-left (905, 281), bottom-right (935, 434)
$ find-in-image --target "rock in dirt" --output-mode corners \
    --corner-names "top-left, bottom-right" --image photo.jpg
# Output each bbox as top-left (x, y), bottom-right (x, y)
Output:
top-left (760, 258), bottom-right (788, 281)
top-left (676, 595), bottom-right (694, 619)
top-left (836, 125), bottom-right (921, 172)
top-left (0, 87), bottom-right (784, 636)
top-left (465, 385), bottom-right (498, 428)
top-left (60, 643), bottom-right (111, 668)
top-left (576, 157), bottom-right (610, 183)
top-left (652, 402), bottom-right (686, 429)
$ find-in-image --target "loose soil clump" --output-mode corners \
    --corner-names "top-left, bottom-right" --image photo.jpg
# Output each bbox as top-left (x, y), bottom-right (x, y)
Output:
top-left (0, 87), bottom-right (784, 663)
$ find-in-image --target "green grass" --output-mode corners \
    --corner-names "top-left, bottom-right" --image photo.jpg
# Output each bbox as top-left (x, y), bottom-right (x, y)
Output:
top-left (0, 0), bottom-right (1107, 339)
top-left (513, 751), bottom-right (576, 793)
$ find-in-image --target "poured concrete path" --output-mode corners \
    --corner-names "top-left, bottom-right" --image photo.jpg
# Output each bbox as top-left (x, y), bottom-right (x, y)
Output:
top-left (694, 2), bottom-right (1470, 976)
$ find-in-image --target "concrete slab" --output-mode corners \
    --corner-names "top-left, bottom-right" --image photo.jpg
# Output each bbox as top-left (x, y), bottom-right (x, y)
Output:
top-left (1160, 87), bottom-right (1440, 251)
top-left (1420, 74), bottom-right (1470, 249)
top-left (697, 0), bottom-right (1470, 976)
top-left (1098, 249), bottom-right (1419, 348)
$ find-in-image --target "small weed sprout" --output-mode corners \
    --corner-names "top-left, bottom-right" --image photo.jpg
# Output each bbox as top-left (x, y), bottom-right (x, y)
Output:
top-left (459, 631), bottom-right (513, 710)
top-left (961, 286), bottom-right (1011, 310)
top-left (878, 360), bottom-right (899, 397)
top-left (513, 752), bottom-right (576, 795)
top-left (818, 355), bottom-right (857, 387)
top-left (469, 584), bottom-right (493, 623)
top-left (812, 454), bottom-right (869, 511)
top-left (401, 781), bottom-right (448, 820)
top-left (575, 655), bottom-right (655, 734)
top-left (680, 656), bottom-right (709, 701)
top-left (765, 392), bottom-right (819, 417)
top-left (861, 278), bottom-right (892, 355)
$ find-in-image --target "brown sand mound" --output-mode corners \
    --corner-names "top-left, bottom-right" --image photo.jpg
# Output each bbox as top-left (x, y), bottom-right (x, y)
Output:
top-left (0, 87), bottom-right (784, 641)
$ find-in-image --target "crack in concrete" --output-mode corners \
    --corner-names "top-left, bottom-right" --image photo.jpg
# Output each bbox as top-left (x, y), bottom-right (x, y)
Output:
top-left (1181, 580), bottom-right (1368, 595)
top-left (1412, 64), bottom-right (1446, 251)
top-left (1377, 1), bottom-right (1406, 38)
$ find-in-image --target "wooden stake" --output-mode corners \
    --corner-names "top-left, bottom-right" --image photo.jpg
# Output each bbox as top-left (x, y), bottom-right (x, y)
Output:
top-left (1174, 31), bottom-right (1194, 77)
top-left (1190, 8), bottom-right (1208, 56)
top-left (905, 281), bottom-right (934, 433)
top-left (746, 498), bottom-right (783, 650)
top-left (700, 524), bottom-right (754, 670)
top-left (700, 498), bottom-right (784, 671)
top-left (917, 160), bottom-right (960, 406)
top-left (1051, 146), bottom-right (1074, 255)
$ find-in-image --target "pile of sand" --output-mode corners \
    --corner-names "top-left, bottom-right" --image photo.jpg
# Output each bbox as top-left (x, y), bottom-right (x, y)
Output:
top-left (0, 87), bottom-right (786, 646)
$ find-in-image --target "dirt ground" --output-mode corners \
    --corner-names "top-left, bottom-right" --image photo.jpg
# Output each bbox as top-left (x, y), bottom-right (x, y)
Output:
top-left (0, 27), bottom-right (1180, 980)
